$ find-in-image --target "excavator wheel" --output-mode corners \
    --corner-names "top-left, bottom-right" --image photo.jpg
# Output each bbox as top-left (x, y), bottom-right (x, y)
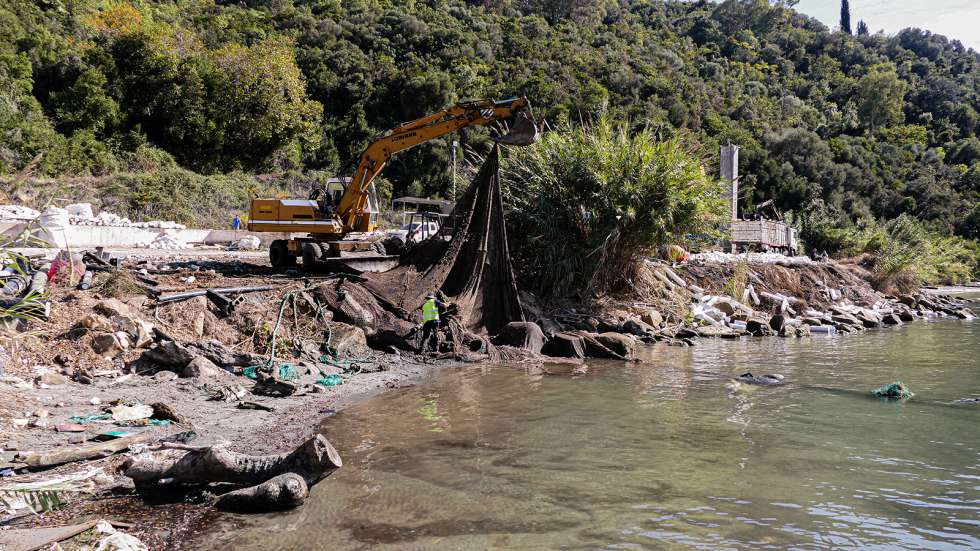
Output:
top-left (270, 240), bottom-right (297, 268)
top-left (372, 241), bottom-right (386, 256)
top-left (302, 242), bottom-right (323, 270)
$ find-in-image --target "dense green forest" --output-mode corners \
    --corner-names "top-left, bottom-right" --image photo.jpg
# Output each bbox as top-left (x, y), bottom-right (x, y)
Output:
top-left (2, 0), bottom-right (979, 244)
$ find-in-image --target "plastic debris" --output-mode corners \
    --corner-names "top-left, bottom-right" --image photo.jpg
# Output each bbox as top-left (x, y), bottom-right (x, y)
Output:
top-left (871, 381), bottom-right (914, 399)
top-left (316, 374), bottom-right (344, 387)
top-left (110, 404), bottom-right (153, 422)
top-left (69, 414), bottom-right (111, 424)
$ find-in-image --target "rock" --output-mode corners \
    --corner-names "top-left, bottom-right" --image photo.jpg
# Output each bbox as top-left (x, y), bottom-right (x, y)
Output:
top-left (898, 310), bottom-right (915, 322)
top-left (856, 309), bottom-right (882, 328)
top-left (141, 341), bottom-right (195, 368)
top-left (91, 333), bottom-right (125, 357)
top-left (537, 318), bottom-right (563, 337)
top-left (186, 341), bottom-right (264, 368)
top-left (779, 324), bottom-right (811, 338)
top-left (330, 323), bottom-right (370, 357)
top-left (151, 402), bottom-right (188, 423)
top-left (492, 322), bottom-right (545, 354)
top-left (897, 295), bottom-right (918, 308)
top-left (182, 356), bottom-right (223, 378)
top-left (133, 321), bottom-right (154, 348)
top-left (955, 308), bottom-right (976, 320)
top-left (882, 313), bottom-right (903, 325)
top-left (80, 314), bottom-right (112, 332)
top-left (90, 397), bottom-right (101, 405)
top-left (745, 317), bottom-right (774, 336)
top-left (111, 315), bottom-right (139, 337)
top-left (593, 332), bottom-right (635, 359)
top-left (541, 332), bottom-right (586, 359)
top-left (801, 316), bottom-right (826, 326)
top-left (769, 314), bottom-right (787, 332)
top-left (153, 370), bottom-right (178, 382)
top-left (94, 298), bottom-right (132, 318)
top-left (831, 313), bottom-right (861, 326)
top-left (640, 309), bottom-right (664, 328)
top-left (193, 312), bottom-right (206, 337)
top-left (38, 372), bottom-right (68, 385)
top-left (713, 300), bottom-right (738, 316)
top-left (696, 325), bottom-right (738, 338)
top-left (621, 318), bottom-right (657, 337)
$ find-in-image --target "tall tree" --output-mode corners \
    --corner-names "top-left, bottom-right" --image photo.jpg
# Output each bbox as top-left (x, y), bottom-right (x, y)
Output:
top-left (856, 63), bottom-right (908, 134)
top-left (840, 0), bottom-right (852, 34)
top-left (856, 19), bottom-right (869, 36)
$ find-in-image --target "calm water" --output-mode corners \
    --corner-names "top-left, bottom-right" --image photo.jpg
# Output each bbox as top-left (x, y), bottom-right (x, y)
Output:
top-left (192, 302), bottom-right (980, 550)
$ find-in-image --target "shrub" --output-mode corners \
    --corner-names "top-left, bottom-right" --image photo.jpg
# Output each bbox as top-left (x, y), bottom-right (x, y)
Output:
top-left (501, 118), bottom-right (726, 298)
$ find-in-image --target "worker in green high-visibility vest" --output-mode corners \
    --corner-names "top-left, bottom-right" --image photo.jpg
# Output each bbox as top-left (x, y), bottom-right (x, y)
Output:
top-left (420, 293), bottom-right (446, 352)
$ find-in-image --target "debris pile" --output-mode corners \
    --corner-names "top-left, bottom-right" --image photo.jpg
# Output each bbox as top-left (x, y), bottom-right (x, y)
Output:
top-left (141, 233), bottom-right (192, 250)
top-left (0, 202), bottom-right (186, 229)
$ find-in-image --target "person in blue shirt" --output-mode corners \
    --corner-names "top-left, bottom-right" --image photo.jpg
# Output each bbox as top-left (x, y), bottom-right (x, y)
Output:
top-left (232, 214), bottom-right (241, 230)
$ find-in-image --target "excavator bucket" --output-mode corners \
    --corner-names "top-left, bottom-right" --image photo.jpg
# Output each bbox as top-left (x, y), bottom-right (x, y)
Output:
top-left (494, 109), bottom-right (539, 146)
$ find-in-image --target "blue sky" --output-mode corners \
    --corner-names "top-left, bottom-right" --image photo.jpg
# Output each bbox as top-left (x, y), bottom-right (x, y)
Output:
top-left (794, 0), bottom-right (980, 51)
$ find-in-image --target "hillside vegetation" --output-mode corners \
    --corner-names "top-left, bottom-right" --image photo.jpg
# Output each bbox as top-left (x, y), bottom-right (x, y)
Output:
top-left (2, 0), bottom-right (979, 251)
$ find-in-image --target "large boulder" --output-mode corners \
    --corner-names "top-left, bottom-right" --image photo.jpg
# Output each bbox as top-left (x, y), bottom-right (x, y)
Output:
top-left (592, 332), bottom-right (635, 359)
top-left (330, 323), bottom-right (370, 357)
top-left (621, 318), bottom-right (658, 338)
top-left (186, 341), bottom-right (265, 368)
top-left (640, 309), bottom-right (664, 328)
top-left (746, 317), bottom-right (774, 337)
top-left (768, 314), bottom-right (787, 332)
top-left (182, 356), bottom-right (224, 378)
top-left (882, 313), bottom-right (903, 325)
top-left (955, 308), bottom-right (976, 320)
top-left (492, 322), bottom-right (545, 354)
top-left (541, 332), bottom-right (586, 359)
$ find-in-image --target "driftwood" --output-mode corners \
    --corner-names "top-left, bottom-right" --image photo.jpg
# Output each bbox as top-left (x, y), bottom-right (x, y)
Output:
top-left (214, 473), bottom-right (308, 512)
top-left (16, 432), bottom-right (162, 469)
top-left (122, 434), bottom-right (341, 512)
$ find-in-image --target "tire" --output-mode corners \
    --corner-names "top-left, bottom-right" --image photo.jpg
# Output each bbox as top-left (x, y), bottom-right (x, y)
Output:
top-left (301, 242), bottom-right (320, 270)
top-left (269, 240), bottom-right (295, 268)
top-left (372, 241), bottom-right (386, 256)
top-left (382, 236), bottom-right (406, 256)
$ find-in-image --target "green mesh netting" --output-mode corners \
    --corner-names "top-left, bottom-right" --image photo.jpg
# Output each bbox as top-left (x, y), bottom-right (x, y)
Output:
top-left (871, 381), bottom-right (914, 399)
top-left (316, 374), bottom-right (343, 387)
top-left (242, 363), bottom-right (299, 381)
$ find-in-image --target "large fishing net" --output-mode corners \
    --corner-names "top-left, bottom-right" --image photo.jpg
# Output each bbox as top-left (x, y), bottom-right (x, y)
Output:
top-left (315, 145), bottom-right (526, 352)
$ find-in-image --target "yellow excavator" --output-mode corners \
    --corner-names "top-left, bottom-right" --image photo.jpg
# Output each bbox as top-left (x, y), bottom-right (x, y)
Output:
top-left (248, 96), bottom-right (538, 270)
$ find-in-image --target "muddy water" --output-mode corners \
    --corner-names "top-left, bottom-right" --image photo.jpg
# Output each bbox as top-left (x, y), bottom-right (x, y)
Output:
top-left (191, 308), bottom-right (980, 550)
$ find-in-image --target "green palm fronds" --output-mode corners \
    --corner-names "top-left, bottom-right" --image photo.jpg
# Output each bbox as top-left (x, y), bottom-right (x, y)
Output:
top-left (501, 117), bottom-right (725, 298)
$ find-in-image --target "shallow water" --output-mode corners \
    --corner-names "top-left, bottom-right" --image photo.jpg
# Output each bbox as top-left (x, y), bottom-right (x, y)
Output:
top-left (192, 308), bottom-right (980, 550)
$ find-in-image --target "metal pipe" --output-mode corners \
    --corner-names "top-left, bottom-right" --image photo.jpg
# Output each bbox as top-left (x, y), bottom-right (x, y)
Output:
top-left (156, 285), bottom-right (277, 304)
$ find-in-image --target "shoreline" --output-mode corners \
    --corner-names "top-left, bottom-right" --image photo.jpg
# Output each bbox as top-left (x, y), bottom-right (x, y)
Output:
top-left (0, 248), bottom-right (976, 549)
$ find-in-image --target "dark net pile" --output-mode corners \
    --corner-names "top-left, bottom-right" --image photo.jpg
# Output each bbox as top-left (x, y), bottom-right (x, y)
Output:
top-left (316, 146), bottom-right (526, 353)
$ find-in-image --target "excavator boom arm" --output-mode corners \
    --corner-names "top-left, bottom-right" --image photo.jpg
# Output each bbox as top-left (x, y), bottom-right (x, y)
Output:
top-left (336, 97), bottom-right (535, 232)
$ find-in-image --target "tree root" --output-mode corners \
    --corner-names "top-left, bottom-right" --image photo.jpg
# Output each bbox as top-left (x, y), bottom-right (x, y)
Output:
top-left (121, 434), bottom-right (341, 512)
